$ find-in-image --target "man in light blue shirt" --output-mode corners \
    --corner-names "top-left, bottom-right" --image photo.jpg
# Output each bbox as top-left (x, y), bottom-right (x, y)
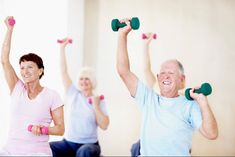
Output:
top-left (116, 18), bottom-right (218, 156)
top-left (134, 80), bottom-right (201, 155)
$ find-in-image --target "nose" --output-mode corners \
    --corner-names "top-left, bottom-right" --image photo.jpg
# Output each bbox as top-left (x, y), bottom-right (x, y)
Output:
top-left (162, 73), bottom-right (170, 79)
top-left (21, 68), bottom-right (29, 75)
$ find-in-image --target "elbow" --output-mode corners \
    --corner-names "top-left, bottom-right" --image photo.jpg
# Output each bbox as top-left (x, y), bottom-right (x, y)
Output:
top-left (207, 132), bottom-right (218, 140)
top-left (100, 126), bottom-right (108, 131)
top-left (205, 128), bottom-right (218, 140)
top-left (61, 126), bottom-right (65, 135)
top-left (201, 125), bottom-right (218, 140)
top-left (116, 62), bottom-right (130, 76)
top-left (99, 119), bottom-right (109, 131)
top-left (1, 59), bottom-right (6, 65)
top-left (58, 125), bottom-right (65, 136)
top-left (117, 66), bottom-right (129, 79)
top-left (1, 58), bottom-right (10, 66)
top-left (61, 69), bottom-right (68, 75)
top-left (117, 66), bottom-right (125, 77)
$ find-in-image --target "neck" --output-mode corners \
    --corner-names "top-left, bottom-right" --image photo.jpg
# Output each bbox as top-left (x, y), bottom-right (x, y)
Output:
top-left (160, 90), bottom-right (179, 98)
top-left (25, 81), bottom-right (43, 99)
top-left (82, 89), bottom-right (93, 97)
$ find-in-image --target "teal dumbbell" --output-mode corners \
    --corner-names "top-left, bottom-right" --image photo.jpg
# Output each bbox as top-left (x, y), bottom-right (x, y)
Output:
top-left (185, 83), bottom-right (212, 100)
top-left (111, 17), bottom-right (140, 32)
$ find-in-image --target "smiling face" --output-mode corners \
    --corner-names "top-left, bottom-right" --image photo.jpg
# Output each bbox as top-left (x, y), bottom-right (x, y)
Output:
top-left (157, 60), bottom-right (185, 98)
top-left (20, 61), bottom-right (43, 83)
top-left (78, 73), bottom-right (93, 92)
top-left (77, 67), bottom-right (96, 92)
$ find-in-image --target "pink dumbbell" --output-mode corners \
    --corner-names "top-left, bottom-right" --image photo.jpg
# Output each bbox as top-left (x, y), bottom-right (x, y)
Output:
top-left (8, 18), bottom-right (15, 26)
top-left (28, 124), bottom-right (49, 135)
top-left (57, 39), bottom-right (73, 44)
top-left (88, 95), bottom-right (104, 104)
top-left (142, 33), bottom-right (157, 39)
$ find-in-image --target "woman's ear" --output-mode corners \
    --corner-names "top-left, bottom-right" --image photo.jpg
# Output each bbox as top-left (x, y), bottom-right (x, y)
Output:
top-left (38, 68), bottom-right (43, 77)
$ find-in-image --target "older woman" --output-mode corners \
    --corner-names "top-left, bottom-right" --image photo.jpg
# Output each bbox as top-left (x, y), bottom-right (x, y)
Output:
top-left (49, 38), bottom-right (109, 157)
top-left (0, 16), bottom-right (64, 156)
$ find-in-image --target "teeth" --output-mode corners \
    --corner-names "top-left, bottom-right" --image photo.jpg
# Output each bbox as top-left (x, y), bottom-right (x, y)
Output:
top-left (163, 81), bottom-right (171, 85)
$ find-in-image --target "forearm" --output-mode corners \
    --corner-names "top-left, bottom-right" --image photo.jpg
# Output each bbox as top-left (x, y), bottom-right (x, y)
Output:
top-left (60, 47), bottom-right (68, 74)
top-left (1, 29), bottom-right (13, 64)
top-left (1, 28), bottom-right (19, 92)
top-left (143, 45), bottom-right (156, 87)
top-left (49, 106), bottom-right (65, 136)
top-left (116, 34), bottom-right (130, 76)
top-left (48, 124), bottom-right (65, 136)
top-left (60, 47), bottom-right (72, 90)
top-left (200, 102), bottom-right (218, 139)
top-left (143, 45), bottom-right (151, 72)
top-left (116, 31), bottom-right (138, 96)
top-left (94, 108), bottom-right (109, 130)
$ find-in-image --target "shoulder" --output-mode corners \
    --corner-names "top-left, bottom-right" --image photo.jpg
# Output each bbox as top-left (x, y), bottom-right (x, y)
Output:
top-left (11, 79), bottom-right (26, 96)
top-left (179, 96), bottom-right (200, 113)
top-left (42, 87), bottom-right (61, 98)
top-left (67, 84), bottom-right (81, 96)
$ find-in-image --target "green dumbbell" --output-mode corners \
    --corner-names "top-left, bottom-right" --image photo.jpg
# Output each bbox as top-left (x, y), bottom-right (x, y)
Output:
top-left (185, 83), bottom-right (212, 100)
top-left (111, 17), bottom-right (140, 32)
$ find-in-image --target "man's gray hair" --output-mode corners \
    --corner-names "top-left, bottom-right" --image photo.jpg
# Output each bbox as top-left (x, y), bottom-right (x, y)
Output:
top-left (176, 60), bottom-right (184, 74)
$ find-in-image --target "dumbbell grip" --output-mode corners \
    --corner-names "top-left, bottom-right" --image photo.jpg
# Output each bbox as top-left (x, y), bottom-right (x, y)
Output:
top-left (88, 95), bottom-right (104, 104)
top-left (193, 88), bottom-right (202, 94)
top-left (186, 88), bottom-right (202, 95)
top-left (28, 125), bottom-right (49, 135)
top-left (57, 39), bottom-right (72, 44)
top-left (185, 83), bottom-right (212, 100)
top-left (117, 22), bottom-right (127, 28)
top-left (142, 33), bottom-right (157, 39)
top-left (142, 34), bottom-right (147, 39)
top-left (8, 18), bottom-right (15, 26)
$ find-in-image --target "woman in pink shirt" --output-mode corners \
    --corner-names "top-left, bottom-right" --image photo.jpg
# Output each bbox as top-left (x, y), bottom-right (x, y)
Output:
top-left (0, 16), bottom-right (65, 156)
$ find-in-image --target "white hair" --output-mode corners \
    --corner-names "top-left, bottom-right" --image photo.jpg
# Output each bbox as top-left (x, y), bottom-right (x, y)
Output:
top-left (77, 67), bottom-right (97, 89)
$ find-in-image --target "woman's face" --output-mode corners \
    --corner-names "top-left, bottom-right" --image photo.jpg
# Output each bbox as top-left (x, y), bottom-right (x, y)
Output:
top-left (20, 61), bottom-right (43, 83)
top-left (78, 74), bottom-right (93, 91)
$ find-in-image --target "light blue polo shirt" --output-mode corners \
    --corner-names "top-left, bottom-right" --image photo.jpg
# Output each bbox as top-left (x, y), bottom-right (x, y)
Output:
top-left (64, 84), bottom-right (108, 143)
top-left (134, 80), bottom-right (202, 156)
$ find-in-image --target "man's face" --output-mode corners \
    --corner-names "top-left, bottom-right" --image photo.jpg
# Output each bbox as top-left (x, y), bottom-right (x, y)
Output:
top-left (157, 60), bottom-right (185, 97)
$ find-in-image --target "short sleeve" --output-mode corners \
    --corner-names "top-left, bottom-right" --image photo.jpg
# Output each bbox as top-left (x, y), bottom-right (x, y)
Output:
top-left (50, 90), bottom-right (64, 111)
top-left (134, 80), bottom-right (156, 110)
top-left (10, 80), bottom-right (24, 98)
top-left (188, 101), bottom-right (202, 130)
top-left (66, 84), bottom-right (81, 98)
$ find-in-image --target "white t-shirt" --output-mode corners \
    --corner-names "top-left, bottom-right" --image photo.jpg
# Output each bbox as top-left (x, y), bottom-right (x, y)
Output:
top-left (64, 84), bottom-right (108, 143)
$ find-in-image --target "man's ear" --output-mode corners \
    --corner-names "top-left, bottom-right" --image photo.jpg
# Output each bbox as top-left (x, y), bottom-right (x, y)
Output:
top-left (157, 74), bottom-right (159, 79)
top-left (180, 74), bottom-right (186, 89)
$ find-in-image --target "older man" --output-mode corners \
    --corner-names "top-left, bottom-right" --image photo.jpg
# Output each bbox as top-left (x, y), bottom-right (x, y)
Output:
top-left (116, 18), bottom-right (218, 156)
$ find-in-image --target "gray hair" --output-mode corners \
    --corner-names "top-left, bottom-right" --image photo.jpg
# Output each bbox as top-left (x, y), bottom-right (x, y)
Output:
top-left (176, 60), bottom-right (184, 74)
top-left (78, 67), bottom-right (97, 89)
